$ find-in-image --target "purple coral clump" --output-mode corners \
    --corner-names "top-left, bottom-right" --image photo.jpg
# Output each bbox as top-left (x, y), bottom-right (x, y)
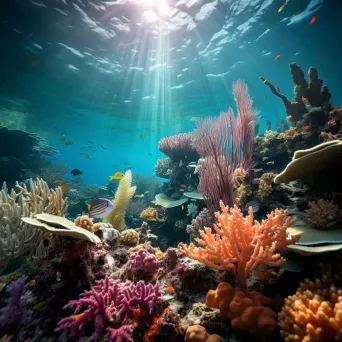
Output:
top-left (56, 276), bottom-right (162, 340)
top-left (0, 275), bottom-right (32, 329)
top-left (106, 325), bottom-right (134, 342)
top-left (158, 133), bottom-right (198, 161)
top-left (120, 281), bottom-right (162, 315)
top-left (186, 208), bottom-right (213, 241)
top-left (128, 248), bottom-right (157, 274)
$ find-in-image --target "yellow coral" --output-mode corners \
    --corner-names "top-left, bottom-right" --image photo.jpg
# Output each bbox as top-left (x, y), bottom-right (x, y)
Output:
top-left (140, 207), bottom-right (157, 220)
top-left (277, 127), bottom-right (300, 140)
top-left (105, 170), bottom-right (136, 231)
top-left (279, 271), bottom-right (342, 342)
top-left (74, 215), bottom-right (94, 232)
top-left (233, 167), bottom-right (248, 188)
top-left (306, 199), bottom-right (342, 229)
top-left (257, 172), bottom-right (277, 201)
top-left (118, 229), bottom-right (139, 245)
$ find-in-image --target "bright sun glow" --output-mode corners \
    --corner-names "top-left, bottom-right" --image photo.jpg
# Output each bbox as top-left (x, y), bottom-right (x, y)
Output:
top-left (143, 10), bottom-right (158, 23)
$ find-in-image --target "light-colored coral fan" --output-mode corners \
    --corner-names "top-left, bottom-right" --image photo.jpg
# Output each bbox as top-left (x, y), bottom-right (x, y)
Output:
top-left (118, 229), bottom-right (139, 245)
top-left (306, 199), bottom-right (341, 229)
top-left (279, 271), bottom-right (342, 341)
top-left (258, 172), bottom-right (277, 201)
top-left (183, 201), bottom-right (298, 284)
top-left (0, 178), bottom-right (67, 269)
top-left (206, 282), bottom-right (277, 337)
top-left (74, 215), bottom-right (94, 232)
top-left (105, 170), bottom-right (136, 231)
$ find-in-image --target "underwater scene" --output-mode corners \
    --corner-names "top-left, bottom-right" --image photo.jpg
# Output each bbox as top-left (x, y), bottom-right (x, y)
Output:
top-left (1, 0), bottom-right (342, 341)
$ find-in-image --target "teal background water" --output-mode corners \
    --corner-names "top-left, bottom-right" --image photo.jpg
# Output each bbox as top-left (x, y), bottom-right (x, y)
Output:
top-left (0, 0), bottom-right (341, 184)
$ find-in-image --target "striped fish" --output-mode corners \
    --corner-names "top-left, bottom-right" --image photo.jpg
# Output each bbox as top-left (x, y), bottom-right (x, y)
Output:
top-left (244, 200), bottom-right (260, 214)
top-left (87, 198), bottom-right (114, 218)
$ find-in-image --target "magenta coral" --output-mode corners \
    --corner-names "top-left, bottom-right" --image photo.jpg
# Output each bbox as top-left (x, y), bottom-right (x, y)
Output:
top-left (120, 281), bottom-right (162, 315)
top-left (191, 80), bottom-right (257, 214)
top-left (55, 277), bottom-right (122, 340)
top-left (183, 201), bottom-right (298, 285)
top-left (106, 325), bottom-right (134, 342)
top-left (158, 133), bottom-right (198, 161)
top-left (128, 248), bottom-right (157, 274)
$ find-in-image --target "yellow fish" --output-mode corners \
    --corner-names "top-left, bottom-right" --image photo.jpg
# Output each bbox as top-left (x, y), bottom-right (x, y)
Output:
top-left (151, 201), bottom-right (161, 206)
top-left (278, 0), bottom-right (289, 12)
top-left (177, 73), bottom-right (182, 78)
top-left (144, 191), bottom-right (150, 195)
top-left (109, 172), bottom-right (124, 181)
top-left (181, 205), bottom-right (185, 211)
top-left (83, 154), bottom-right (91, 158)
top-left (158, 218), bottom-right (165, 223)
top-left (33, 301), bottom-right (46, 310)
top-left (134, 194), bottom-right (145, 198)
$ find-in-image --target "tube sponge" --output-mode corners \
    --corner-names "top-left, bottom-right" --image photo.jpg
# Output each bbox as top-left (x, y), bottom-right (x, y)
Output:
top-left (105, 170), bottom-right (136, 231)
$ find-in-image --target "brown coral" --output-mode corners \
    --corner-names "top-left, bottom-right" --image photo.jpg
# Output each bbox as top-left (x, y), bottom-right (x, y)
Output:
top-left (118, 229), bottom-right (139, 245)
top-left (74, 215), bottom-right (94, 232)
top-left (206, 282), bottom-right (277, 338)
top-left (258, 172), bottom-right (277, 201)
top-left (279, 271), bottom-right (342, 342)
top-left (185, 325), bottom-right (223, 342)
top-left (306, 199), bottom-right (342, 229)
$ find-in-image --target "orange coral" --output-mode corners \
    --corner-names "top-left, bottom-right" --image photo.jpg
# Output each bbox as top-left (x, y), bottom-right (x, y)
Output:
top-left (206, 282), bottom-right (277, 338)
top-left (185, 325), bottom-right (224, 342)
top-left (74, 215), bottom-right (94, 232)
top-left (279, 271), bottom-right (342, 341)
top-left (182, 201), bottom-right (298, 284)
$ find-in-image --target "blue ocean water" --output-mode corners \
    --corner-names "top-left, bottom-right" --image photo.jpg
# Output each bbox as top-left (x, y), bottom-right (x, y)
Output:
top-left (0, 0), bottom-right (341, 184)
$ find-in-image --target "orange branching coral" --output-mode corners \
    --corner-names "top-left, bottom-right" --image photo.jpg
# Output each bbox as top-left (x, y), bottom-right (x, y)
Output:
top-left (206, 282), bottom-right (277, 337)
top-left (74, 215), bottom-right (94, 232)
top-left (185, 325), bottom-right (224, 342)
top-left (182, 201), bottom-right (298, 285)
top-left (277, 127), bottom-right (300, 140)
top-left (258, 172), bottom-right (277, 201)
top-left (279, 271), bottom-right (342, 341)
top-left (306, 199), bottom-right (342, 229)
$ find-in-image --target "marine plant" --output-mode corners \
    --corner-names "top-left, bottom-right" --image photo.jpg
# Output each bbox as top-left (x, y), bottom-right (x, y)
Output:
top-left (191, 80), bottom-right (257, 214)
top-left (105, 170), bottom-right (136, 231)
top-left (183, 201), bottom-right (298, 285)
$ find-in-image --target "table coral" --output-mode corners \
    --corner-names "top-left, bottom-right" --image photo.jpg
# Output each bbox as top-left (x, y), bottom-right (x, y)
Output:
top-left (183, 201), bottom-right (297, 285)
top-left (206, 282), bottom-right (277, 338)
top-left (279, 271), bottom-right (342, 341)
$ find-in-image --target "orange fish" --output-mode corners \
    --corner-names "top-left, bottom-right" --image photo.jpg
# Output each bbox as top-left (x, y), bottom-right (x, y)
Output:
top-left (274, 54), bottom-right (281, 61)
top-left (179, 184), bottom-right (186, 188)
top-left (55, 180), bottom-right (70, 194)
top-left (310, 14), bottom-right (317, 25)
top-left (328, 119), bottom-right (336, 126)
top-left (167, 285), bottom-right (176, 295)
top-left (302, 124), bottom-right (311, 131)
top-left (146, 216), bottom-right (156, 221)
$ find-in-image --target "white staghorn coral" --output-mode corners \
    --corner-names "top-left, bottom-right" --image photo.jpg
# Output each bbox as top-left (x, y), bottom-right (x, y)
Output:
top-left (0, 178), bottom-right (68, 270)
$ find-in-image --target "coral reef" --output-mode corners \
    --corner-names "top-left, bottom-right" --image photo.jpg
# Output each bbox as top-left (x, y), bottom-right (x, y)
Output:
top-left (74, 215), bottom-right (95, 232)
top-left (186, 208), bottom-right (213, 241)
top-left (154, 157), bottom-right (173, 179)
top-left (183, 201), bottom-right (297, 284)
top-left (118, 229), bottom-right (139, 246)
top-left (105, 170), bottom-right (136, 231)
top-left (279, 270), bottom-right (342, 341)
top-left (185, 325), bottom-right (224, 342)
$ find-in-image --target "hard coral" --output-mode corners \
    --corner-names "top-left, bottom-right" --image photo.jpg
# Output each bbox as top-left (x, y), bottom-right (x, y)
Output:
top-left (74, 215), bottom-right (94, 232)
top-left (128, 248), bottom-right (157, 274)
top-left (118, 229), bottom-right (139, 246)
top-left (140, 207), bottom-right (158, 220)
top-left (257, 172), bottom-right (277, 201)
top-left (279, 271), bottom-right (342, 341)
top-left (206, 282), bottom-right (277, 338)
top-left (183, 201), bottom-right (297, 285)
top-left (185, 325), bottom-right (224, 342)
top-left (306, 199), bottom-right (342, 229)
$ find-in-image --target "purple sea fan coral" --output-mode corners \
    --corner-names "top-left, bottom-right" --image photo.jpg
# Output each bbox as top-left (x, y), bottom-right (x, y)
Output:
top-left (0, 275), bottom-right (32, 328)
top-left (55, 276), bottom-right (123, 340)
top-left (158, 133), bottom-right (199, 161)
top-left (120, 281), bottom-right (162, 315)
top-left (128, 248), bottom-right (157, 274)
top-left (191, 80), bottom-right (257, 214)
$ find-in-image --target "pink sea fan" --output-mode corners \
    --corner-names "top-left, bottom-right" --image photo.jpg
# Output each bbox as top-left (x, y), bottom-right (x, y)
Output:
top-left (191, 80), bottom-right (257, 214)
top-left (128, 248), bottom-right (157, 274)
top-left (158, 133), bottom-right (198, 161)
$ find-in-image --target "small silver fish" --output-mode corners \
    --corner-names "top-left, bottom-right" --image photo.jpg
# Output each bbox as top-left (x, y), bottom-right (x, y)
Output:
top-left (266, 161), bottom-right (275, 165)
top-left (244, 200), bottom-right (260, 213)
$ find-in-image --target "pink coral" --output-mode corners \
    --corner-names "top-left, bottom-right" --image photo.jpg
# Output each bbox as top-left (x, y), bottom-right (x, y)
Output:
top-left (128, 248), bottom-right (157, 274)
top-left (183, 201), bottom-right (298, 285)
top-left (191, 80), bottom-right (257, 214)
top-left (106, 325), bottom-right (134, 342)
